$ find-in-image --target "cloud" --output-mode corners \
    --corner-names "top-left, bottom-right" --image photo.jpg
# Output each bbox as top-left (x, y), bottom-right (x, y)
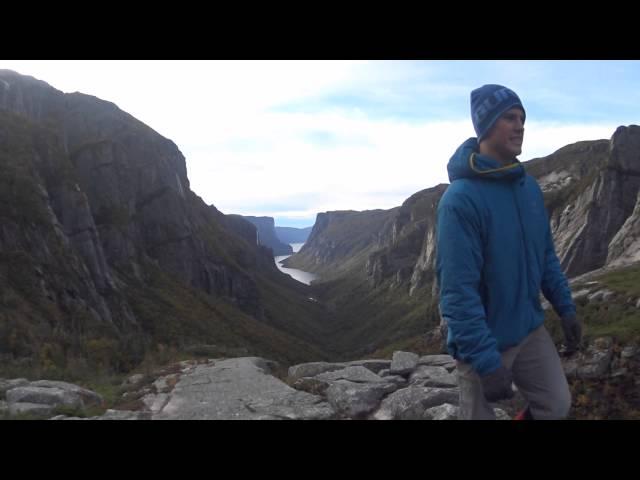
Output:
top-left (187, 109), bottom-right (622, 227)
top-left (1, 60), bottom-right (636, 228)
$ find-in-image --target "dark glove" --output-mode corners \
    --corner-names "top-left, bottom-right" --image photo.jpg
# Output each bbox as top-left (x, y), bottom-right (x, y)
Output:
top-left (480, 365), bottom-right (514, 402)
top-left (561, 314), bottom-right (582, 353)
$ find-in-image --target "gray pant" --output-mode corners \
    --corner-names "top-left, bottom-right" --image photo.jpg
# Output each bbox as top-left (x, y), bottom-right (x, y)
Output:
top-left (456, 324), bottom-right (571, 420)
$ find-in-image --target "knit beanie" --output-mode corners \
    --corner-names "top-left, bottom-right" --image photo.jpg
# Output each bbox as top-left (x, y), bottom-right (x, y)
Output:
top-left (471, 84), bottom-right (525, 142)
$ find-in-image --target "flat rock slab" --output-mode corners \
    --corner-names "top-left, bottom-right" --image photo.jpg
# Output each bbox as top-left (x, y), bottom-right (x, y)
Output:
top-left (153, 357), bottom-right (335, 420)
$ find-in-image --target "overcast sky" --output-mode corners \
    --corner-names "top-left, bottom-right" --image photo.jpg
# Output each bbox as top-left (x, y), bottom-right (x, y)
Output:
top-left (2, 60), bottom-right (638, 227)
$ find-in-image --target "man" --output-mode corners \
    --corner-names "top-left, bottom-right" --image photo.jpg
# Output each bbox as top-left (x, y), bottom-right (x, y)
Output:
top-left (435, 84), bottom-right (582, 420)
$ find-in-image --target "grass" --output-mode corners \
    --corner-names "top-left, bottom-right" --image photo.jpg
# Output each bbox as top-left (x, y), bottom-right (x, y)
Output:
top-left (596, 263), bottom-right (640, 298)
top-left (307, 271), bottom-right (440, 361)
top-left (545, 263), bottom-right (640, 345)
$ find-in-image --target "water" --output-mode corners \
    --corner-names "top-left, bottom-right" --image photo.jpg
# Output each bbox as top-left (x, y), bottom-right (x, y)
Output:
top-left (274, 243), bottom-right (318, 285)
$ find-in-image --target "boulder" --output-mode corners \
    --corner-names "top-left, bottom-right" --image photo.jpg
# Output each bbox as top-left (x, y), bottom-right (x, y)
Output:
top-left (423, 403), bottom-right (459, 420)
top-left (345, 359), bottom-right (391, 374)
top-left (326, 380), bottom-right (398, 419)
top-left (287, 362), bottom-right (346, 382)
top-left (409, 365), bottom-right (458, 388)
top-left (390, 351), bottom-right (419, 376)
top-left (315, 366), bottom-right (385, 384)
top-left (8, 402), bottom-right (54, 417)
top-left (372, 386), bottom-right (460, 420)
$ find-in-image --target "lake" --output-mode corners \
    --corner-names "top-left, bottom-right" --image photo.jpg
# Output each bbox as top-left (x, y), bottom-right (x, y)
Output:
top-left (274, 243), bottom-right (318, 285)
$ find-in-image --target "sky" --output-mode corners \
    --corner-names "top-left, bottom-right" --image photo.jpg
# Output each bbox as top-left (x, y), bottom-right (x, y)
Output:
top-left (2, 60), bottom-right (639, 228)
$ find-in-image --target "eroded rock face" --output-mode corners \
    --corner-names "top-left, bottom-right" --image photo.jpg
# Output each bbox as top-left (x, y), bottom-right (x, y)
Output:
top-left (518, 127), bottom-right (640, 278)
top-left (1, 69), bottom-right (322, 366)
top-left (607, 189), bottom-right (640, 267)
top-left (241, 216), bottom-right (292, 256)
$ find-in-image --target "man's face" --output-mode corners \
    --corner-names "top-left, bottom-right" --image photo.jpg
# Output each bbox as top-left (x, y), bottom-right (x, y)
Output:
top-left (481, 107), bottom-right (525, 160)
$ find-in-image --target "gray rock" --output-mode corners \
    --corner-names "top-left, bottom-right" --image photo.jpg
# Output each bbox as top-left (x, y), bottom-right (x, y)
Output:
top-left (154, 357), bottom-right (335, 420)
top-left (8, 402), bottom-right (54, 417)
top-left (153, 376), bottom-right (177, 393)
top-left (417, 354), bottom-right (455, 367)
top-left (494, 408), bottom-right (511, 420)
top-left (409, 365), bottom-right (458, 388)
top-left (578, 351), bottom-right (613, 378)
top-left (29, 380), bottom-right (104, 407)
top-left (326, 380), bottom-right (398, 419)
top-left (423, 404), bottom-right (508, 421)
top-left (390, 351), bottom-right (419, 376)
top-left (142, 393), bottom-right (171, 413)
top-left (423, 403), bottom-right (459, 420)
top-left (7, 386), bottom-right (83, 409)
top-left (636, 299), bottom-right (640, 309)
top-left (621, 346), bottom-right (639, 359)
top-left (316, 366), bottom-right (385, 384)
top-left (287, 362), bottom-right (346, 382)
top-left (50, 409), bottom-right (152, 420)
top-left (0, 378), bottom-right (29, 396)
top-left (567, 337), bottom-right (615, 379)
top-left (0, 400), bottom-right (8, 414)
top-left (345, 359), bottom-right (391, 374)
top-left (292, 377), bottom-right (331, 396)
top-left (372, 386), bottom-right (460, 420)
top-left (94, 409), bottom-right (152, 420)
top-left (607, 173), bottom-right (640, 268)
top-left (382, 375), bottom-right (408, 388)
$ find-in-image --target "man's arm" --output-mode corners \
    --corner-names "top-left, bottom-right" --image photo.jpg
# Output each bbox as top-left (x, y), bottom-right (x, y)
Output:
top-left (436, 198), bottom-right (501, 376)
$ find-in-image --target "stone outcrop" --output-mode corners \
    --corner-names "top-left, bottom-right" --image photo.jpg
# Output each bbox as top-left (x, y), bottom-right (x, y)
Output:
top-left (283, 209), bottom-right (397, 278)
top-left (240, 215), bottom-right (293, 256)
top-left (0, 69), bottom-right (332, 369)
top-left (529, 127), bottom-right (640, 277)
top-left (2, 379), bottom-right (103, 417)
top-left (2, 336), bottom-right (636, 420)
top-left (149, 357), bottom-right (335, 420)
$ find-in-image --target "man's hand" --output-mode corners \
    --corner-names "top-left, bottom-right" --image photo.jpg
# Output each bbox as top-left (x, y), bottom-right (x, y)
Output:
top-left (561, 315), bottom-right (582, 354)
top-left (480, 365), bottom-right (514, 402)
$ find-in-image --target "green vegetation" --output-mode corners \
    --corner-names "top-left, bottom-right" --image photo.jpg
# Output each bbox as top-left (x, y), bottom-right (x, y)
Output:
top-left (543, 263), bottom-right (640, 346)
top-left (597, 263), bottom-right (640, 298)
top-left (308, 271), bottom-right (440, 360)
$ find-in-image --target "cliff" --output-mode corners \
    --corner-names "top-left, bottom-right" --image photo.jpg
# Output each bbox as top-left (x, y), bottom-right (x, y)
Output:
top-left (0, 69), bottom-right (331, 373)
top-left (239, 215), bottom-right (293, 256)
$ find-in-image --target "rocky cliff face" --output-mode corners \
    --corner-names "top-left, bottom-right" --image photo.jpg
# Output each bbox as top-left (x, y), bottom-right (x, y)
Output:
top-left (527, 126), bottom-right (640, 277)
top-left (0, 70), bottom-right (262, 307)
top-left (283, 209), bottom-right (397, 279)
top-left (0, 70), bottom-right (329, 370)
top-left (366, 184), bottom-right (448, 295)
top-left (240, 216), bottom-right (293, 256)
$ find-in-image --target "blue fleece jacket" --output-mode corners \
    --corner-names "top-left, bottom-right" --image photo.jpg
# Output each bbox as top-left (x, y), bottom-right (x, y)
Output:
top-left (436, 138), bottom-right (576, 376)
